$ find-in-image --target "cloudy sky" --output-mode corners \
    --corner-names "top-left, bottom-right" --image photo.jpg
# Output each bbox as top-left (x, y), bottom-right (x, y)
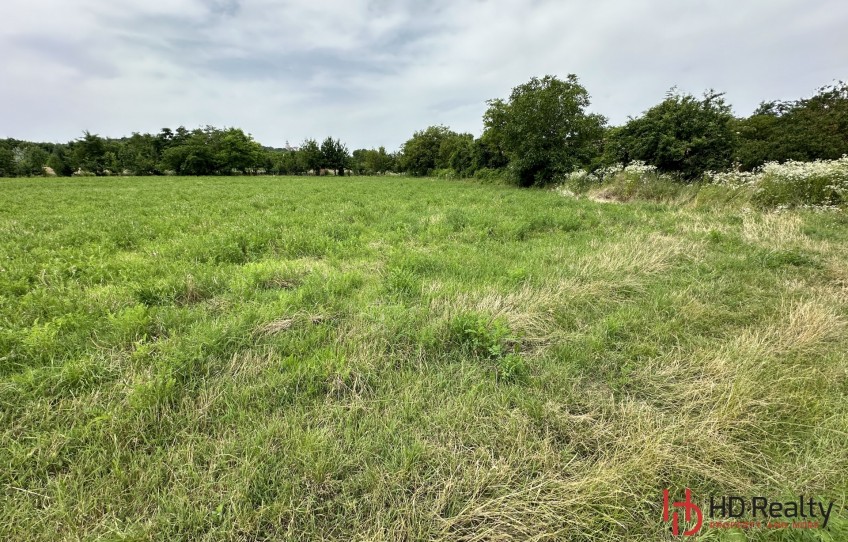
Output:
top-left (1, 0), bottom-right (845, 149)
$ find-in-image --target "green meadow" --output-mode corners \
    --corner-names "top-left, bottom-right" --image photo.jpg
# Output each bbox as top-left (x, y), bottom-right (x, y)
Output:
top-left (1, 176), bottom-right (846, 540)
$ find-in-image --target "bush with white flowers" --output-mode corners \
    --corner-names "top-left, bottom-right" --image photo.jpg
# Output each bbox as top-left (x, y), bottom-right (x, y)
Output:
top-left (707, 156), bottom-right (848, 206)
top-left (562, 161), bottom-right (667, 187)
top-left (558, 157), bottom-right (847, 208)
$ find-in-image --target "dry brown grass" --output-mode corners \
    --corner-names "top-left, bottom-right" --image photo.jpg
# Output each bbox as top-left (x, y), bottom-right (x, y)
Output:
top-left (743, 212), bottom-right (805, 246)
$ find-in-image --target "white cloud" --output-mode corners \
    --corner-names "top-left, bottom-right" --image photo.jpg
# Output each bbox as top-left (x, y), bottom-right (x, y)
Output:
top-left (1, 0), bottom-right (846, 149)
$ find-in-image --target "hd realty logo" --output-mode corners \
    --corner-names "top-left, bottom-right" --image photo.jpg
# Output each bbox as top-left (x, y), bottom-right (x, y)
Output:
top-left (662, 489), bottom-right (836, 536)
top-left (663, 489), bottom-right (703, 536)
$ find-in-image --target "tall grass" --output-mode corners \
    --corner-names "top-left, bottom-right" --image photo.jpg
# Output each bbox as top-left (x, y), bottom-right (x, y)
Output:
top-left (560, 156), bottom-right (848, 209)
top-left (1, 175), bottom-right (846, 540)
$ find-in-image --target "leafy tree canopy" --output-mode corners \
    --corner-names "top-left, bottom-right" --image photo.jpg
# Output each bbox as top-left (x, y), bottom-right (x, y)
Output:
top-left (400, 125), bottom-right (457, 176)
top-left (483, 74), bottom-right (606, 186)
top-left (605, 89), bottom-right (735, 179)
top-left (735, 81), bottom-right (848, 170)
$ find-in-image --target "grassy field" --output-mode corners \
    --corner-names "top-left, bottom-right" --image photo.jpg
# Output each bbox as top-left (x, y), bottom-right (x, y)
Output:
top-left (1, 176), bottom-right (847, 541)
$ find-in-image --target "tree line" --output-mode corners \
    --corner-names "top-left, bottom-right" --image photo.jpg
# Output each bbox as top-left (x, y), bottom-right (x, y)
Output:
top-left (0, 127), bottom-right (399, 178)
top-left (2, 77), bottom-right (846, 186)
top-left (400, 77), bottom-right (848, 186)
top-left (0, 126), bottom-right (397, 177)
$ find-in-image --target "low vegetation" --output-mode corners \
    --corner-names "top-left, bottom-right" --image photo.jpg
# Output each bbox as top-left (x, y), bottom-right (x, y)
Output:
top-left (560, 157), bottom-right (848, 209)
top-left (1, 175), bottom-right (846, 540)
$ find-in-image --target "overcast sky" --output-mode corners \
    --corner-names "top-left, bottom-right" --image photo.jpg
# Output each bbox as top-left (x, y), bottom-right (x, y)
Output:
top-left (1, 0), bottom-right (845, 149)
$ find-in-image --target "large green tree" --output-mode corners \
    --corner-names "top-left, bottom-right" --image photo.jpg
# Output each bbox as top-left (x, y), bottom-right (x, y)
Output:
top-left (157, 127), bottom-right (263, 175)
top-left (472, 135), bottom-right (508, 171)
top-left (215, 128), bottom-right (264, 174)
top-left (0, 142), bottom-right (15, 177)
top-left (352, 147), bottom-right (394, 175)
top-left (735, 81), bottom-right (848, 170)
top-left (438, 132), bottom-right (475, 176)
top-left (606, 89), bottom-right (735, 179)
top-left (320, 137), bottom-right (350, 176)
top-left (400, 126), bottom-right (456, 176)
top-left (72, 131), bottom-right (107, 175)
top-left (46, 147), bottom-right (73, 176)
top-left (300, 139), bottom-right (322, 175)
top-left (14, 144), bottom-right (49, 176)
top-left (119, 133), bottom-right (159, 175)
top-left (483, 75), bottom-right (606, 186)
top-left (369, 146), bottom-right (392, 174)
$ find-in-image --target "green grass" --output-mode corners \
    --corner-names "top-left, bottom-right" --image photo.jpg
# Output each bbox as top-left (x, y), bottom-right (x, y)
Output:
top-left (1, 176), bottom-right (847, 541)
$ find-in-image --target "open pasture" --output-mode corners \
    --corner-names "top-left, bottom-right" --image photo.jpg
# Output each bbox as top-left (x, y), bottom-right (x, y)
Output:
top-left (1, 176), bottom-right (846, 540)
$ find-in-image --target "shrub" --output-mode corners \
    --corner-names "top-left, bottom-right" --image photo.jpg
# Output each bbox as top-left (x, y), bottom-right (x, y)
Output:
top-left (432, 168), bottom-right (458, 180)
top-left (559, 161), bottom-right (691, 202)
top-left (607, 89), bottom-right (735, 179)
top-left (753, 157), bottom-right (848, 207)
top-left (483, 75), bottom-right (606, 187)
top-left (559, 169), bottom-right (601, 194)
top-left (735, 82), bottom-right (848, 170)
top-left (706, 156), bottom-right (848, 207)
top-left (472, 167), bottom-right (507, 184)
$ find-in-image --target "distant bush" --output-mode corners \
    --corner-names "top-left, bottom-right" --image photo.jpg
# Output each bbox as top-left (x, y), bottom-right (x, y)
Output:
top-left (432, 167), bottom-right (508, 183)
top-left (561, 161), bottom-right (690, 202)
top-left (558, 169), bottom-right (601, 193)
top-left (399, 126), bottom-right (458, 176)
top-left (432, 168), bottom-right (458, 180)
top-left (472, 167), bottom-right (507, 184)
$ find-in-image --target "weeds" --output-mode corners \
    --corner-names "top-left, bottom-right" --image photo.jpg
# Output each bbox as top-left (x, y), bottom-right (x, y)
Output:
top-left (559, 156), bottom-right (848, 210)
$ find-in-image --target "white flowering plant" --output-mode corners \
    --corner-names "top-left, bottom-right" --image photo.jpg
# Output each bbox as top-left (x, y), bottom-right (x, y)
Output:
top-left (706, 156), bottom-right (848, 207)
top-left (557, 156), bottom-right (847, 208)
top-left (557, 161), bottom-right (680, 201)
